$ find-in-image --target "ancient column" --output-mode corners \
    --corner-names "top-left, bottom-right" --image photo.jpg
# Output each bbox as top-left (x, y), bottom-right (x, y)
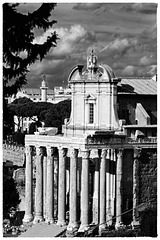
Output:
top-left (115, 148), bottom-right (124, 229)
top-left (106, 149), bottom-right (112, 225)
top-left (92, 149), bottom-right (100, 224)
top-left (46, 146), bottom-right (55, 224)
top-left (132, 147), bottom-right (141, 229)
top-left (57, 147), bottom-right (67, 226)
top-left (66, 156), bottom-right (70, 215)
top-left (67, 148), bottom-right (78, 232)
top-left (43, 153), bottom-right (47, 219)
top-left (79, 149), bottom-right (90, 232)
top-left (33, 146), bottom-right (44, 223)
top-left (23, 146), bottom-right (33, 223)
top-left (111, 149), bottom-right (116, 217)
top-left (54, 154), bottom-right (58, 219)
top-left (99, 149), bottom-right (107, 233)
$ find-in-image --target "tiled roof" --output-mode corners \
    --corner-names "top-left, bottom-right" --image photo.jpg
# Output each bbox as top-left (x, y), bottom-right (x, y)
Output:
top-left (118, 78), bottom-right (157, 95)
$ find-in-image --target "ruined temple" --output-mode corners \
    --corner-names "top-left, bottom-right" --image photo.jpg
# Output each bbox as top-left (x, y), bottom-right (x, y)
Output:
top-left (22, 50), bottom-right (157, 234)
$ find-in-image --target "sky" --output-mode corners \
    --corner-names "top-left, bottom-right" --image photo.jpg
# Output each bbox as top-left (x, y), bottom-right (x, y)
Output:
top-left (15, 1), bottom-right (157, 89)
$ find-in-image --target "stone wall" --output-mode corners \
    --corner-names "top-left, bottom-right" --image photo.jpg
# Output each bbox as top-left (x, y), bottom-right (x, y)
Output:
top-left (3, 144), bottom-right (25, 167)
top-left (139, 149), bottom-right (157, 206)
top-left (139, 149), bottom-right (157, 236)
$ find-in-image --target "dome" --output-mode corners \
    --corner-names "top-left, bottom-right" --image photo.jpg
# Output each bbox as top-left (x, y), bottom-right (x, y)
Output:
top-left (99, 64), bottom-right (116, 79)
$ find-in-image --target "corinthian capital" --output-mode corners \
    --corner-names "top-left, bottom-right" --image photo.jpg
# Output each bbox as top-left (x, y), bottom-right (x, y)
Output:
top-left (70, 148), bottom-right (78, 159)
top-left (46, 146), bottom-right (56, 157)
top-left (25, 146), bottom-right (32, 156)
top-left (58, 147), bottom-right (67, 158)
top-left (81, 149), bottom-right (90, 159)
top-left (117, 148), bottom-right (124, 159)
top-left (35, 146), bottom-right (43, 156)
top-left (101, 149), bottom-right (107, 159)
top-left (134, 148), bottom-right (142, 159)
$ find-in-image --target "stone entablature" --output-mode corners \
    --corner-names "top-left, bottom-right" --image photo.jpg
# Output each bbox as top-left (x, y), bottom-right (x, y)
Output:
top-left (25, 134), bottom-right (157, 150)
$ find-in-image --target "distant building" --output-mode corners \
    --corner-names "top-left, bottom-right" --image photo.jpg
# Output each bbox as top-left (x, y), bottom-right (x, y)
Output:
top-left (8, 75), bottom-right (71, 104)
top-left (23, 50), bottom-right (157, 235)
top-left (8, 75), bottom-right (72, 132)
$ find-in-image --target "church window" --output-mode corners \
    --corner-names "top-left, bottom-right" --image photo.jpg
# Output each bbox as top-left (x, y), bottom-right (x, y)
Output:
top-left (89, 103), bottom-right (94, 124)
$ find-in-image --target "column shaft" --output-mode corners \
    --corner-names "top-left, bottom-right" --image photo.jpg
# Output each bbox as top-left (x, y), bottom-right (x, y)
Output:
top-left (79, 149), bottom-right (90, 232)
top-left (106, 149), bottom-right (112, 224)
top-left (67, 148), bottom-right (78, 231)
top-left (23, 146), bottom-right (33, 223)
top-left (99, 149), bottom-right (107, 231)
top-left (92, 150), bottom-right (100, 224)
top-left (132, 148), bottom-right (141, 227)
top-left (34, 146), bottom-right (44, 223)
top-left (43, 155), bottom-right (47, 219)
top-left (46, 147), bottom-right (55, 224)
top-left (57, 147), bottom-right (67, 226)
top-left (115, 149), bottom-right (123, 228)
top-left (111, 149), bottom-right (116, 217)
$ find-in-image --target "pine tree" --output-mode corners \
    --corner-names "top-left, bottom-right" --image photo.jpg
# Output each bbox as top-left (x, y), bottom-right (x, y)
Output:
top-left (3, 3), bottom-right (58, 97)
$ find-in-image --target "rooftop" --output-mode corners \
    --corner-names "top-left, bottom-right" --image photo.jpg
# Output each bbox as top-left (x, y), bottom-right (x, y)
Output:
top-left (118, 78), bottom-right (157, 95)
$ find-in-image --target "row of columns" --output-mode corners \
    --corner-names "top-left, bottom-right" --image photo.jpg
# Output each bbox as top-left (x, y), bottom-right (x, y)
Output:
top-left (23, 145), bottom-right (141, 233)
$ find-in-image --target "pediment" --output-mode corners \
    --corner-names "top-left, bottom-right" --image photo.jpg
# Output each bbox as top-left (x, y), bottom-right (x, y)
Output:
top-left (85, 94), bottom-right (96, 100)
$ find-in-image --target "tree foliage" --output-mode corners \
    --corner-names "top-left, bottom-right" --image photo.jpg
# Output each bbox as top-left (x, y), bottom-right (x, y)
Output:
top-left (43, 99), bottom-right (71, 132)
top-left (3, 174), bottom-right (20, 219)
top-left (3, 3), bottom-right (58, 96)
top-left (8, 97), bottom-right (55, 132)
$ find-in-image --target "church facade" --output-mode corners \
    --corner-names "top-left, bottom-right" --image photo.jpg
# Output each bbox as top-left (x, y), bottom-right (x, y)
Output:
top-left (22, 51), bottom-right (157, 234)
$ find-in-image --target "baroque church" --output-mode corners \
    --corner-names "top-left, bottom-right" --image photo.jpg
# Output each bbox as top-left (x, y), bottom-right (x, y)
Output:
top-left (22, 50), bottom-right (157, 235)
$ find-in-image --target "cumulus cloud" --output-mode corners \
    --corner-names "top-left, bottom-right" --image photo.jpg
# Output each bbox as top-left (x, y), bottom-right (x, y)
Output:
top-left (121, 66), bottom-right (136, 76)
top-left (28, 24), bottom-right (97, 87)
top-left (121, 3), bottom-right (157, 14)
top-left (140, 56), bottom-right (153, 66)
top-left (34, 24), bottom-right (96, 60)
top-left (99, 38), bottom-right (137, 58)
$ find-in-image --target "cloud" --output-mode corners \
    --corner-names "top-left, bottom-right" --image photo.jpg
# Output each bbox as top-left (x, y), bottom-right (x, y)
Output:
top-left (140, 56), bottom-right (153, 66)
top-left (73, 3), bottom-right (109, 12)
top-left (34, 24), bottom-right (96, 60)
top-left (99, 37), bottom-right (137, 59)
top-left (121, 3), bottom-right (157, 14)
top-left (121, 66), bottom-right (136, 76)
top-left (147, 65), bottom-right (157, 76)
top-left (27, 24), bottom-right (97, 87)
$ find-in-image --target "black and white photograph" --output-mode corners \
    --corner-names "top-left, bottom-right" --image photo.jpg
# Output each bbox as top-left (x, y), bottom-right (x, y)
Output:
top-left (2, 1), bottom-right (158, 237)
